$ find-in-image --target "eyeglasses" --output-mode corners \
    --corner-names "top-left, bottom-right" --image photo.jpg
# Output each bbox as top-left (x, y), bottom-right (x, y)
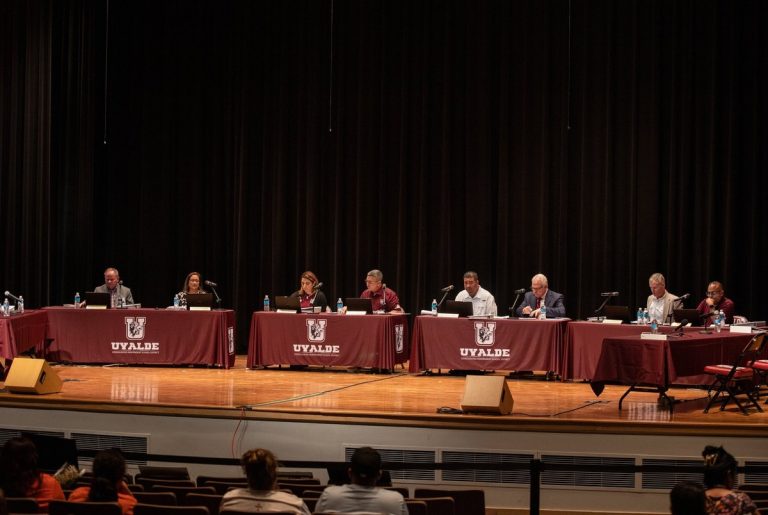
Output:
top-left (706, 291), bottom-right (722, 297)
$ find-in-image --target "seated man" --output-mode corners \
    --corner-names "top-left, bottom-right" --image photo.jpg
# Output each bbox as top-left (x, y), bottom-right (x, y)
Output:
top-left (455, 271), bottom-right (497, 316)
top-left (94, 267), bottom-right (134, 307)
top-left (315, 447), bottom-right (407, 515)
top-left (646, 272), bottom-right (678, 324)
top-left (360, 269), bottom-right (403, 313)
top-left (696, 281), bottom-right (735, 327)
top-left (516, 273), bottom-right (566, 318)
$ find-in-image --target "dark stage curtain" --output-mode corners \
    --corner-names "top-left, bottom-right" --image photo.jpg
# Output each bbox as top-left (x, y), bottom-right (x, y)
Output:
top-left (2, 0), bottom-right (766, 347)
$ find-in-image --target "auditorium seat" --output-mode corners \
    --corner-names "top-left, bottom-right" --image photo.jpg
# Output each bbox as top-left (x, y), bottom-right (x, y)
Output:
top-left (199, 481), bottom-right (248, 495)
top-left (182, 493), bottom-right (223, 515)
top-left (414, 488), bottom-right (483, 515)
top-left (49, 500), bottom-right (122, 515)
top-left (5, 497), bottom-right (39, 514)
top-left (404, 499), bottom-right (428, 515)
top-left (137, 478), bottom-right (197, 489)
top-left (408, 496), bottom-right (455, 515)
top-left (195, 476), bottom-right (246, 487)
top-left (133, 491), bottom-right (179, 506)
top-left (134, 505), bottom-right (210, 515)
top-left (385, 486), bottom-right (409, 497)
top-left (149, 485), bottom-right (216, 503)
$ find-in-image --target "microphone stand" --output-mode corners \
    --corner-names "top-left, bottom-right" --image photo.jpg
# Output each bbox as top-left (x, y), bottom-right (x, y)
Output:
top-left (437, 289), bottom-right (451, 309)
top-left (509, 292), bottom-right (523, 317)
top-left (210, 285), bottom-right (222, 310)
top-left (593, 296), bottom-right (612, 319)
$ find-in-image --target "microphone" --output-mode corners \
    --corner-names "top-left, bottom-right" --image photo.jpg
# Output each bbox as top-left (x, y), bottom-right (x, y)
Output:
top-left (440, 284), bottom-right (454, 293)
top-left (600, 292), bottom-right (620, 297)
top-left (204, 280), bottom-right (218, 288)
top-left (4, 291), bottom-right (21, 303)
top-left (700, 311), bottom-right (715, 319)
top-left (313, 282), bottom-right (324, 291)
top-left (514, 288), bottom-right (526, 294)
top-left (677, 293), bottom-right (690, 301)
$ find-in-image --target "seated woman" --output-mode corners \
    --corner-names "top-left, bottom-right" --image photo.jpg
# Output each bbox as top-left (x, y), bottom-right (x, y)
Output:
top-left (177, 271), bottom-right (207, 308)
top-left (68, 449), bottom-right (137, 515)
top-left (702, 445), bottom-right (758, 514)
top-left (290, 271), bottom-right (328, 312)
top-left (220, 448), bottom-right (310, 514)
top-left (0, 437), bottom-right (65, 512)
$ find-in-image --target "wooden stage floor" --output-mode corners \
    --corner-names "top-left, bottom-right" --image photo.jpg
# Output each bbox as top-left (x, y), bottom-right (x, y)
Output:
top-left (1, 357), bottom-right (767, 437)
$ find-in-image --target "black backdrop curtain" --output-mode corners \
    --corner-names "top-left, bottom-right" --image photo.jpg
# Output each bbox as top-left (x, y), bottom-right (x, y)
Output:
top-left (2, 0), bottom-right (766, 348)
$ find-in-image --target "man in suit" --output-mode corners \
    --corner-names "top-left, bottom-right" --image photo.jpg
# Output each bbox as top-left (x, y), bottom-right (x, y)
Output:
top-left (516, 273), bottom-right (566, 318)
top-left (95, 267), bottom-right (134, 307)
top-left (646, 272), bottom-right (678, 324)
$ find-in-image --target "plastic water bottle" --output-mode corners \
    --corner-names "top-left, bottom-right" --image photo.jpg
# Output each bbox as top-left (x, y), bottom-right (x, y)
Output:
top-left (2, 298), bottom-right (9, 317)
top-left (431, 298), bottom-right (438, 315)
top-left (173, 294), bottom-right (180, 308)
top-left (636, 307), bottom-right (643, 324)
top-left (540, 303), bottom-right (547, 320)
top-left (643, 308), bottom-right (650, 325)
top-left (74, 292), bottom-right (80, 308)
top-left (650, 318), bottom-right (658, 334)
top-left (714, 310), bottom-right (722, 333)
top-left (336, 297), bottom-right (343, 313)
top-left (263, 295), bottom-right (270, 312)
top-left (117, 296), bottom-right (124, 308)
top-left (18, 296), bottom-right (24, 314)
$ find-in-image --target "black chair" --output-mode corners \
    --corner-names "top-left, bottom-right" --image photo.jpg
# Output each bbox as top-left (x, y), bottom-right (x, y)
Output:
top-left (148, 485), bottom-right (216, 503)
top-left (5, 497), bottom-right (39, 514)
top-left (703, 332), bottom-right (766, 415)
top-left (414, 488), bottom-right (483, 515)
top-left (49, 500), bottom-right (122, 515)
top-left (133, 491), bottom-right (179, 506)
top-left (182, 493), bottom-right (223, 515)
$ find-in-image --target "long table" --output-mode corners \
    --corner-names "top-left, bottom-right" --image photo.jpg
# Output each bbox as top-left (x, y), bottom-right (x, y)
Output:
top-left (0, 310), bottom-right (48, 359)
top-left (247, 312), bottom-right (409, 369)
top-left (562, 322), bottom-right (651, 380)
top-left (590, 331), bottom-right (755, 396)
top-left (44, 307), bottom-right (236, 367)
top-left (409, 316), bottom-right (569, 373)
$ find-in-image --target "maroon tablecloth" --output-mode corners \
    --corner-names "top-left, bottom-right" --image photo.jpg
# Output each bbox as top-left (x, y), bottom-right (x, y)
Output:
top-left (44, 307), bottom-right (236, 367)
top-left (0, 310), bottom-right (48, 359)
top-left (590, 331), bottom-right (754, 395)
top-left (247, 312), bottom-right (409, 368)
top-left (409, 316), bottom-right (569, 372)
top-left (562, 322), bottom-right (649, 380)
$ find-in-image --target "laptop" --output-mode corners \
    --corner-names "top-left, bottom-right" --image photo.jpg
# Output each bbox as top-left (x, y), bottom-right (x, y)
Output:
top-left (85, 291), bottom-right (111, 309)
top-left (185, 293), bottom-right (214, 310)
top-left (440, 299), bottom-right (474, 317)
top-left (21, 433), bottom-right (79, 473)
top-left (673, 308), bottom-right (704, 326)
top-left (274, 295), bottom-right (301, 312)
top-left (600, 305), bottom-right (632, 323)
top-left (344, 297), bottom-right (374, 314)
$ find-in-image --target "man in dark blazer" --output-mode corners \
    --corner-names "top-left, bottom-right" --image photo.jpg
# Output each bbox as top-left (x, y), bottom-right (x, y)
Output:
top-left (516, 273), bottom-right (566, 318)
top-left (94, 267), bottom-right (134, 307)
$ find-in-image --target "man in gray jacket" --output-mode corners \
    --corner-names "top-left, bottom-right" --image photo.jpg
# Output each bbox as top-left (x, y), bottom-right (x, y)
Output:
top-left (95, 267), bottom-right (134, 307)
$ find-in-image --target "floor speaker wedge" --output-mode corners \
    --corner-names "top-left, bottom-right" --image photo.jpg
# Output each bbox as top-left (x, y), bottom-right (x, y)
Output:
top-left (460, 375), bottom-right (513, 415)
top-left (4, 358), bottom-right (62, 394)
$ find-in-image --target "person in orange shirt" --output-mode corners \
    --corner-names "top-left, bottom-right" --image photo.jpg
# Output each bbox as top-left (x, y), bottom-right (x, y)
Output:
top-left (68, 450), bottom-right (136, 515)
top-left (0, 437), bottom-right (65, 512)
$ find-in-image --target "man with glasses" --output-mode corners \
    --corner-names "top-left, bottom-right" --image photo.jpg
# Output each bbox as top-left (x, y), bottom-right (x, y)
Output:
top-left (516, 273), bottom-right (566, 318)
top-left (360, 269), bottom-right (403, 313)
top-left (696, 281), bottom-right (735, 327)
top-left (646, 272), bottom-right (678, 324)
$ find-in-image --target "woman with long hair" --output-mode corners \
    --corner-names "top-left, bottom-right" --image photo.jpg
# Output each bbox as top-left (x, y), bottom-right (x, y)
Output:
top-left (702, 446), bottom-right (759, 514)
top-left (0, 437), bottom-right (65, 512)
top-left (68, 449), bottom-right (137, 515)
top-left (220, 448), bottom-right (310, 514)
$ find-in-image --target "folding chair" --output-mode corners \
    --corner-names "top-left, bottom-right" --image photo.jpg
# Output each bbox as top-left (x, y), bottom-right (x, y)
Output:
top-left (703, 332), bottom-right (766, 415)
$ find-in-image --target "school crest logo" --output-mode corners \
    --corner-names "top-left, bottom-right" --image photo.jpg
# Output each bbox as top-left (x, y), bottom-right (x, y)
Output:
top-left (125, 317), bottom-right (147, 340)
top-left (473, 321), bottom-right (496, 346)
top-left (306, 319), bottom-right (328, 342)
top-left (395, 324), bottom-right (404, 352)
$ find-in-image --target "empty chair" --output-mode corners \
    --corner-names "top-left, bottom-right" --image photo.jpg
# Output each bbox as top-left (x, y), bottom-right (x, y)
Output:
top-left (136, 467), bottom-right (190, 480)
top-left (703, 332), bottom-right (766, 415)
top-left (133, 492), bottom-right (179, 506)
top-left (182, 493), bottom-right (223, 515)
top-left (5, 497), bottom-right (40, 514)
top-left (138, 478), bottom-right (197, 489)
top-left (409, 496), bottom-right (455, 515)
top-left (134, 505), bottom-right (209, 515)
top-left (149, 486), bottom-right (216, 503)
top-left (195, 476), bottom-right (246, 488)
top-left (49, 500), bottom-right (122, 515)
top-left (414, 488), bottom-right (484, 515)
top-left (404, 499), bottom-right (428, 515)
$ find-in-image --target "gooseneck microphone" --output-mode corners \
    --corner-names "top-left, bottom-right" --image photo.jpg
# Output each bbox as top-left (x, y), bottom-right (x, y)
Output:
top-left (440, 284), bottom-right (454, 293)
top-left (600, 291), bottom-right (620, 297)
top-left (204, 280), bottom-right (218, 288)
top-left (513, 288), bottom-right (526, 294)
top-left (313, 282), bottom-right (324, 291)
top-left (4, 291), bottom-right (21, 303)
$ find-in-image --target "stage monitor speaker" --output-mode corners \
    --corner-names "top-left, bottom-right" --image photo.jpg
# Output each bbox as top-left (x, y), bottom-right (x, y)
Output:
top-left (4, 358), bottom-right (62, 394)
top-left (461, 375), bottom-right (513, 415)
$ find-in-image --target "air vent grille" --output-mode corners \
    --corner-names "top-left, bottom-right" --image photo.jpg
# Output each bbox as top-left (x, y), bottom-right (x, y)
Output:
top-left (442, 451), bottom-right (532, 485)
top-left (542, 455), bottom-right (635, 488)
top-left (641, 459), bottom-right (702, 490)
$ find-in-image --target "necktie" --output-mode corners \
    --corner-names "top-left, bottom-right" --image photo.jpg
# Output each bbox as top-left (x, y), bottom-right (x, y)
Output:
top-left (536, 298), bottom-right (541, 309)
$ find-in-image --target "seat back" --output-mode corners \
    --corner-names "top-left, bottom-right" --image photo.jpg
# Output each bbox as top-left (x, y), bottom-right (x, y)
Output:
top-left (49, 500), bottom-right (123, 515)
top-left (183, 493), bottom-right (223, 515)
top-left (133, 491), bottom-right (179, 506)
top-left (137, 478), bottom-right (197, 489)
top-left (134, 505), bottom-right (210, 515)
top-left (202, 481), bottom-right (247, 495)
top-left (149, 485), bottom-right (216, 503)
top-left (414, 488), bottom-right (483, 515)
top-left (404, 499), bottom-right (428, 515)
top-left (195, 476), bottom-right (246, 488)
top-left (5, 497), bottom-right (40, 514)
top-left (410, 496), bottom-right (455, 515)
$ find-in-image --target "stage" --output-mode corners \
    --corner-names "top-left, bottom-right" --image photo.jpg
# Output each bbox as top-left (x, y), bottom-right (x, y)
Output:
top-left (1, 358), bottom-right (767, 514)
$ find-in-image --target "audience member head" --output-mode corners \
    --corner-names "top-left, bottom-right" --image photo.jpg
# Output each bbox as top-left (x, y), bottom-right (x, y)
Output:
top-left (365, 270), bottom-right (384, 294)
top-left (348, 447), bottom-right (382, 487)
top-left (463, 271), bottom-right (480, 297)
top-left (702, 445), bottom-right (738, 490)
top-left (300, 271), bottom-right (320, 295)
top-left (649, 273), bottom-right (666, 299)
top-left (241, 448), bottom-right (278, 491)
top-left (670, 481), bottom-right (707, 515)
top-left (0, 437), bottom-right (40, 497)
top-left (88, 449), bottom-right (127, 502)
top-left (183, 272), bottom-right (203, 293)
